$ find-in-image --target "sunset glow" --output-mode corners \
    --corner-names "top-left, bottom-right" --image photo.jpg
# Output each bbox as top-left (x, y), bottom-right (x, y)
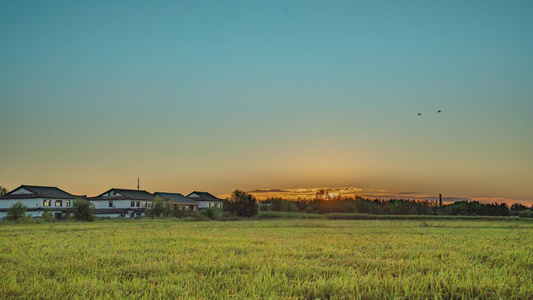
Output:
top-left (1, 1), bottom-right (532, 206)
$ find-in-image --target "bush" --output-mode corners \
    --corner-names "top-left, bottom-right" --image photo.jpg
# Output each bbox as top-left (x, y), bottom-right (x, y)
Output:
top-left (146, 196), bottom-right (166, 218)
top-left (257, 211), bottom-right (325, 219)
top-left (259, 204), bottom-right (270, 211)
top-left (42, 211), bottom-right (54, 222)
top-left (172, 206), bottom-right (187, 218)
top-left (203, 208), bottom-right (217, 220)
top-left (6, 202), bottom-right (27, 221)
top-left (519, 210), bottom-right (533, 218)
top-left (223, 190), bottom-right (258, 218)
top-left (190, 211), bottom-right (209, 221)
top-left (73, 198), bottom-right (95, 221)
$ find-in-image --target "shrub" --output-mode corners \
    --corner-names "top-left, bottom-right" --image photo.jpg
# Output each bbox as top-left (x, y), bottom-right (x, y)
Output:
top-left (163, 202), bottom-right (173, 218)
top-left (6, 202), bottom-right (27, 221)
top-left (73, 198), bottom-right (94, 221)
top-left (147, 196), bottom-right (166, 218)
top-left (203, 208), bottom-right (217, 220)
top-left (224, 190), bottom-right (258, 218)
top-left (190, 211), bottom-right (209, 221)
top-left (259, 204), bottom-right (270, 211)
top-left (519, 210), bottom-right (533, 218)
top-left (172, 206), bottom-right (187, 218)
top-left (42, 211), bottom-right (54, 222)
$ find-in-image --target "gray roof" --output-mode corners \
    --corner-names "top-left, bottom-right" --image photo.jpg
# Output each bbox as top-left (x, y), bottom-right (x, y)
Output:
top-left (92, 188), bottom-right (156, 201)
top-left (186, 191), bottom-right (221, 201)
top-left (0, 185), bottom-right (83, 199)
top-left (154, 192), bottom-right (199, 205)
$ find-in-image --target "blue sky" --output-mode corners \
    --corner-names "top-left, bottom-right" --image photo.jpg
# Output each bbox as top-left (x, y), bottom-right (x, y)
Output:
top-left (1, 1), bottom-right (532, 203)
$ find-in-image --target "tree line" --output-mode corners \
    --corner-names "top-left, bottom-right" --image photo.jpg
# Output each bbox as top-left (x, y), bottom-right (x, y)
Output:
top-left (260, 196), bottom-right (533, 217)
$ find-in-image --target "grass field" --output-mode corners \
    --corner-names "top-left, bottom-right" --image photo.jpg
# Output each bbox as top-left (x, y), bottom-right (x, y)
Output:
top-left (1, 219), bottom-right (532, 299)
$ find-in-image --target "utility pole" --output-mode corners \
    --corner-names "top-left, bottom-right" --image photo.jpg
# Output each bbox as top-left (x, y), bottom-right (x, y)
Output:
top-left (137, 175), bottom-right (140, 191)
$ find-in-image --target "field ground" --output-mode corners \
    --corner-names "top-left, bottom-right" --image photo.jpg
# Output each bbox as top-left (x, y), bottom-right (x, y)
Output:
top-left (1, 219), bottom-right (532, 299)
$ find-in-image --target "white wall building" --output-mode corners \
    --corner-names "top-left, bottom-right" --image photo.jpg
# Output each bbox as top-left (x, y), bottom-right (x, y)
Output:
top-left (0, 185), bottom-right (84, 219)
top-left (88, 188), bottom-right (156, 218)
top-left (154, 192), bottom-right (199, 211)
top-left (186, 191), bottom-right (223, 209)
top-left (1, 185), bottom-right (222, 219)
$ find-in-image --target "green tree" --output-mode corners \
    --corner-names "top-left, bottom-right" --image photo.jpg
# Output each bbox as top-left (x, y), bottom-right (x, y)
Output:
top-left (224, 190), bottom-right (257, 218)
top-left (7, 202), bottom-right (27, 221)
top-left (172, 205), bottom-right (187, 218)
top-left (0, 186), bottom-right (8, 196)
top-left (73, 198), bottom-right (95, 221)
top-left (42, 211), bottom-right (54, 222)
top-left (146, 196), bottom-right (166, 218)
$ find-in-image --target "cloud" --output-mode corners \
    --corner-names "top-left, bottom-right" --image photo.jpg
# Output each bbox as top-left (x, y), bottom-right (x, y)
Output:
top-left (232, 187), bottom-right (533, 206)
top-left (246, 187), bottom-right (363, 199)
top-left (248, 189), bottom-right (288, 193)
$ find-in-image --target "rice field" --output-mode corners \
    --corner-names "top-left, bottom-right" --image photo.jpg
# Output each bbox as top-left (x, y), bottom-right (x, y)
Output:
top-left (1, 219), bottom-right (532, 299)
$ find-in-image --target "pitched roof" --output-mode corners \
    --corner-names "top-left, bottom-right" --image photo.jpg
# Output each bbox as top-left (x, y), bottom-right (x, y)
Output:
top-left (186, 191), bottom-right (221, 201)
top-left (154, 192), bottom-right (199, 205)
top-left (1, 185), bottom-right (83, 199)
top-left (92, 188), bottom-right (156, 201)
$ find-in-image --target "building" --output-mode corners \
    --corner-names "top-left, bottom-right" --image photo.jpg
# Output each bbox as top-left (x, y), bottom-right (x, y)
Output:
top-left (0, 184), bottom-right (222, 219)
top-left (0, 185), bottom-right (84, 219)
top-left (154, 192), bottom-right (199, 211)
top-left (88, 188), bottom-right (156, 219)
top-left (186, 191), bottom-right (223, 209)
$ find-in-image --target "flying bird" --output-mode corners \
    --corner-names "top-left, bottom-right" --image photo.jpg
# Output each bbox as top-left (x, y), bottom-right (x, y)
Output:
top-left (438, 110), bottom-right (442, 113)
top-left (418, 113), bottom-right (422, 116)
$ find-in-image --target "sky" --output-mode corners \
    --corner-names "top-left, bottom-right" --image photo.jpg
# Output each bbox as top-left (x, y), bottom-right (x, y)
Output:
top-left (1, 1), bottom-right (532, 205)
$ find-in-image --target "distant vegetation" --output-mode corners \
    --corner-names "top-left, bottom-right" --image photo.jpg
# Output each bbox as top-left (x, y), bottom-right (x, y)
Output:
top-left (222, 190), bottom-right (258, 218)
top-left (0, 186), bottom-right (7, 196)
top-left (259, 196), bottom-right (533, 218)
top-left (6, 202), bottom-right (27, 221)
top-left (73, 198), bottom-right (95, 222)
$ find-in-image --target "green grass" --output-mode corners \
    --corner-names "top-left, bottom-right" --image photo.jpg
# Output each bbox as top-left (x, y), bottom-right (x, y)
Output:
top-left (257, 211), bottom-right (326, 219)
top-left (1, 219), bottom-right (532, 299)
top-left (325, 213), bottom-right (533, 221)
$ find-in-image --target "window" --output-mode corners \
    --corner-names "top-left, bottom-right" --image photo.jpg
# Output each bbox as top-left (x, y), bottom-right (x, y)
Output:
top-left (55, 200), bottom-right (62, 207)
top-left (131, 200), bottom-right (135, 207)
top-left (109, 200), bottom-right (114, 208)
top-left (136, 201), bottom-right (140, 208)
top-left (216, 203), bottom-right (221, 208)
top-left (43, 200), bottom-right (51, 207)
top-left (142, 202), bottom-right (147, 208)
top-left (65, 200), bottom-right (71, 207)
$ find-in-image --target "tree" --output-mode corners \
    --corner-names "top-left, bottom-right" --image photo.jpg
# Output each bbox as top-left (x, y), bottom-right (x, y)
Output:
top-left (146, 196), bottom-right (166, 218)
top-left (0, 186), bottom-right (8, 196)
top-left (73, 198), bottom-right (95, 221)
top-left (224, 190), bottom-right (258, 218)
top-left (172, 205), bottom-right (187, 218)
top-left (42, 211), bottom-right (54, 222)
top-left (7, 202), bottom-right (27, 221)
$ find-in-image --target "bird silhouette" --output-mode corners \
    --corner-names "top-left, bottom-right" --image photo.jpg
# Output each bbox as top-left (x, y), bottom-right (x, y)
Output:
top-left (418, 113), bottom-right (422, 116)
top-left (438, 110), bottom-right (442, 113)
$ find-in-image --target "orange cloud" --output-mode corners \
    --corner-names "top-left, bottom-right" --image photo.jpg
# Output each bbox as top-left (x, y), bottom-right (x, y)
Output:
top-left (217, 187), bottom-right (533, 206)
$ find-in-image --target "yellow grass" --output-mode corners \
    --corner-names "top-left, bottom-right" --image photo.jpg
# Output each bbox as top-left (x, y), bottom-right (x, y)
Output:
top-left (1, 219), bottom-right (532, 299)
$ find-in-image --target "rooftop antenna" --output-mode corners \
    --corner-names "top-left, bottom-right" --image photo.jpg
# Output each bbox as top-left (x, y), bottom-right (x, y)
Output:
top-left (137, 175), bottom-right (140, 191)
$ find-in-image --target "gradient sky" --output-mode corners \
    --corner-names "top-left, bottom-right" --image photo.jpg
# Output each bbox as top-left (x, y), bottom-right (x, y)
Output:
top-left (1, 1), bottom-right (532, 204)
